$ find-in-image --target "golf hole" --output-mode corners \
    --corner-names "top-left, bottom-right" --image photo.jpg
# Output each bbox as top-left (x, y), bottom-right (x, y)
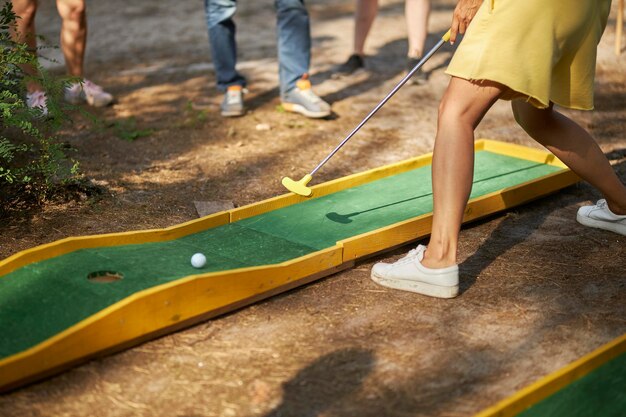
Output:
top-left (87, 271), bottom-right (124, 283)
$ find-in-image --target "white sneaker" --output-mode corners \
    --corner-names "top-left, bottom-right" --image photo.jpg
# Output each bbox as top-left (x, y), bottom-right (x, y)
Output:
top-left (371, 245), bottom-right (459, 298)
top-left (576, 199), bottom-right (626, 236)
top-left (26, 90), bottom-right (49, 116)
top-left (65, 79), bottom-right (113, 107)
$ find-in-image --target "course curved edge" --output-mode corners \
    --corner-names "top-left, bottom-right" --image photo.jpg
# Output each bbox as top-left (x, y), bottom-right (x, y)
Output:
top-left (474, 333), bottom-right (626, 417)
top-left (0, 140), bottom-right (578, 392)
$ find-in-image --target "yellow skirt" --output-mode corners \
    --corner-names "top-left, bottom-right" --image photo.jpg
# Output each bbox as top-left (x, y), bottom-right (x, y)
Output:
top-left (445, 0), bottom-right (611, 110)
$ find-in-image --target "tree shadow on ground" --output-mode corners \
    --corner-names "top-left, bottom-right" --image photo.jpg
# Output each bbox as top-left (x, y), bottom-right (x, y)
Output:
top-left (279, 161), bottom-right (625, 416)
top-left (362, 154), bottom-right (625, 298)
top-left (263, 348), bottom-right (375, 417)
top-left (245, 28), bottom-right (454, 113)
top-left (459, 196), bottom-right (563, 295)
top-left (605, 148), bottom-right (626, 161)
top-left (316, 29), bottom-right (455, 105)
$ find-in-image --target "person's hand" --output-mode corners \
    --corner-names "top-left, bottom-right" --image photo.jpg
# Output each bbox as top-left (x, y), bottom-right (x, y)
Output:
top-left (450, 0), bottom-right (484, 44)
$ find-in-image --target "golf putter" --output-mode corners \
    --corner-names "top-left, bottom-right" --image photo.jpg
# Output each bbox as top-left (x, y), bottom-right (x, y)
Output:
top-left (282, 29), bottom-right (452, 197)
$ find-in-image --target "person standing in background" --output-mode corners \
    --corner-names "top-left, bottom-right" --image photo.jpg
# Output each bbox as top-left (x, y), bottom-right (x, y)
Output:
top-left (336, 0), bottom-right (431, 84)
top-left (204, 0), bottom-right (331, 118)
top-left (11, 0), bottom-right (114, 115)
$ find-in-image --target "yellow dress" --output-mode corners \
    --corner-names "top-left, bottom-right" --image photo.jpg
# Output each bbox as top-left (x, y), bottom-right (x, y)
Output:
top-left (445, 0), bottom-right (612, 110)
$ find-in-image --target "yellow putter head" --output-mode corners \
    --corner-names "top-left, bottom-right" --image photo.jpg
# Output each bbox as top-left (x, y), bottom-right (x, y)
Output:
top-left (281, 174), bottom-right (313, 197)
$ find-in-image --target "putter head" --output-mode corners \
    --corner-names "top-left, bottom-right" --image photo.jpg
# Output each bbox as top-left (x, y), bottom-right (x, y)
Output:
top-left (282, 174), bottom-right (313, 197)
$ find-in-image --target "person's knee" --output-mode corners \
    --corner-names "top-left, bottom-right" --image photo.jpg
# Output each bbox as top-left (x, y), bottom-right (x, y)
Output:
top-left (13, 0), bottom-right (38, 25)
top-left (437, 92), bottom-right (469, 129)
top-left (57, 0), bottom-right (86, 22)
top-left (205, 0), bottom-right (237, 28)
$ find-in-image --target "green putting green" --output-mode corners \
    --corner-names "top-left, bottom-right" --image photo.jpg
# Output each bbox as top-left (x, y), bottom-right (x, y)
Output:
top-left (0, 151), bottom-right (562, 359)
top-left (516, 351), bottom-right (626, 417)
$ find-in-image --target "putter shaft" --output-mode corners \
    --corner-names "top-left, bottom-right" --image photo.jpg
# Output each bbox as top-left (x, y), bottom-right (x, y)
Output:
top-left (310, 33), bottom-right (450, 176)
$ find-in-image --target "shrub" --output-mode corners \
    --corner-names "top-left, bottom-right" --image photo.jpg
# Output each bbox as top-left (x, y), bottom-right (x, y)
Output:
top-left (0, 1), bottom-right (82, 211)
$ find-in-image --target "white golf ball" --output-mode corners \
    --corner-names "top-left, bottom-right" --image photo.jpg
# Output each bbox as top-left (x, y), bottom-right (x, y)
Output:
top-left (191, 253), bottom-right (207, 268)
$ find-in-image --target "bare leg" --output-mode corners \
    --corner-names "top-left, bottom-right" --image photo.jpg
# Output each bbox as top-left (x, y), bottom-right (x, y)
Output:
top-left (354, 0), bottom-right (378, 56)
top-left (512, 101), bottom-right (626, 215)
top-left (422, 77), bottom-right (506, 269)
top-left (11, 0), bottom-right (40, 92)
top-left (405, 0), bottom-right (430, 58)
top-left (56, 0), bottom-right (86, 77)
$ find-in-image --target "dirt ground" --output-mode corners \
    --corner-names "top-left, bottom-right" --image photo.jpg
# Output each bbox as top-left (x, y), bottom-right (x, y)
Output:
top-left (1, 0), bottom-right (625, 416)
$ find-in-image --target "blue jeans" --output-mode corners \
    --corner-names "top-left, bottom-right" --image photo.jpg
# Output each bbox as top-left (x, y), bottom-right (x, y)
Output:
top-left (204, 0), bottom-right (311, 97)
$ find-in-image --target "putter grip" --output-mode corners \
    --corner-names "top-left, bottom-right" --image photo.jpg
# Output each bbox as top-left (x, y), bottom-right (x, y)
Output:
top-left (442, 29), bottom-right (452, 42)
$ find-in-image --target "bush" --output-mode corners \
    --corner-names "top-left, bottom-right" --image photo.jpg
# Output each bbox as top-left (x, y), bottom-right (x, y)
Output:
top-left (0, 1), bottom-right (82, 211)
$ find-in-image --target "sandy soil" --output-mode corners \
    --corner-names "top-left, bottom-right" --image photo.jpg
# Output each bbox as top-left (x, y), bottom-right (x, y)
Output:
top-left (0, 0), bottom-right (625, 416)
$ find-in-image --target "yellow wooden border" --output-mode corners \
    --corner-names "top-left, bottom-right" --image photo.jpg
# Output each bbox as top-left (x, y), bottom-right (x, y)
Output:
top-left (230, 139), bottom-right (569, 223)
top-left (340, 169), bottom-right (578, 259)
top-left (0, 139), bottom-right (579, 391)
top-left (479, 140), bottom-right (565, 167)
top-left (0, 212), bottom-right (231, 277)
top-left (0, 139), bottom-right (571, 277)
top-left (474, 333), bottom-right (626, 417)
top-left (0, 247), bottom-right (344, 391)
top-left (230, 151), bottom-right (434, 222)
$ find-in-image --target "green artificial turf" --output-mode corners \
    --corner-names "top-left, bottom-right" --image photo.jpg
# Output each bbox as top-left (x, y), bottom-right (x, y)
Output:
top-left (516, 352), bottom-right (626, 417)
top-left (0, 151), bottom-right (563, 359)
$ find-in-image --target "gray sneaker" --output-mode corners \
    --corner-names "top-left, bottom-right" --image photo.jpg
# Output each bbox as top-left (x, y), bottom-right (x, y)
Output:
top-left (221, 85), bottom-right (246, 117)
top-left (282, 76), bottom-right (331, 119)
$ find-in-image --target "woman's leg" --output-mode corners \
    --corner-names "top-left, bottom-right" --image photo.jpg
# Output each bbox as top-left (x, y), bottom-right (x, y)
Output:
top-left (56, 0), bottom-right (86, 77)
top-left (11, 0), bottom-right (40, 92)
top-left (422, 77), bottom-right (506, 269)
top-left (405, 0), bottom-right (430, 58)
top-left (512, 101), bottom-right (626, 215)
top-left (354, 0), bottom-right (378, 55)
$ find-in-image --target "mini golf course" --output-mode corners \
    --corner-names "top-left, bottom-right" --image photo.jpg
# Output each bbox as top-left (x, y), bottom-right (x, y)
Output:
top-left (2, 139), bottom-right (622, 414)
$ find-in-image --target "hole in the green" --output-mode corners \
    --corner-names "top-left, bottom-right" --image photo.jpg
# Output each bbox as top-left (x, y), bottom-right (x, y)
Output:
top-left (87, 271), bottom-right (124, 283)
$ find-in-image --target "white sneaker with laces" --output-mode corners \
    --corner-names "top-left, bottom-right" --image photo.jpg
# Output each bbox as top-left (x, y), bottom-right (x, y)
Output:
top-left (26, 90), bottom-right (49, 116)
top-left (65, 79), bottom-right (113, 107)
top-left (371, 245), bottom-right (459, 298)
top-left (576, 199), bottom-right (626, 236)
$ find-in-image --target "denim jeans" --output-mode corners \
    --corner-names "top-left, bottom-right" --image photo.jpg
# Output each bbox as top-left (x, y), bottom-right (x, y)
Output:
top-left (204, 0), bottom-right (311, 97)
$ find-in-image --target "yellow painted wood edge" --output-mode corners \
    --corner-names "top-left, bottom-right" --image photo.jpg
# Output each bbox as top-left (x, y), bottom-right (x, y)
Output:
top-left (480, 140), bottom-right (566, 168)
top-left (0, 246), bottom-right (343, 391)
top-left (231, 139), bottom-right (568, 222)
top-left (474, 333), bottom-right (626, 417)
top-left (0, 141), bottom-right (452, 276)
top-left (340, 168), bottom-right (579, 259)
top-left (0, 212), bottom-right (230, 278)
top-left (230, 152), bottom-right (436, 222)
top-left (0, 139), bottom-right (561, 277)
top-left (0, 139), bottom-right (576, 390)
top-left (1, 140), bottom-right (436, 277)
